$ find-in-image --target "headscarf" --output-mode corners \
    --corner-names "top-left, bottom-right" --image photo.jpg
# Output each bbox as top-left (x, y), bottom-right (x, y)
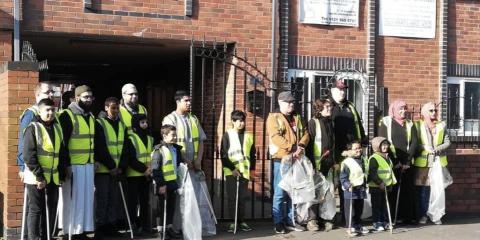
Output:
top-left (388, 100), bottom-right (407, 126)
top-left (131, 113), bottom-right (149, 139)
top-left (421, 102), bottom-right (438, 133)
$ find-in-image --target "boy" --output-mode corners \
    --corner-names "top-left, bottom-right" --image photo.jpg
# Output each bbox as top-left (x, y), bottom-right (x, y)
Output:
top-left (152, 124), bottom-right (183, 239)
top-left (367, 137), bottom-right (397, 231)
top-left (23, 98), bottom-right (67, 240)
top-left (220, 110), bottom-right (256, 233)
top-left (340, 141), bottom-right (368, 236)
top-left (125, 114), bottom-right (154, 236)
top-left (94, 97), bottom-right (129, 238)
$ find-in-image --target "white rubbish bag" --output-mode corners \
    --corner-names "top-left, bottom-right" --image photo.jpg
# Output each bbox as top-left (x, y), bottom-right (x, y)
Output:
top-left (192, 171), bottom-right (216, 237)
top-left (427, 157), bottom-right (452, 222)
top-left (361, 189), bottom-right (372, 219)
top-left (278, 155), bottom-right (316, 204)
top-left (319, 169), bottom-right (336, 221)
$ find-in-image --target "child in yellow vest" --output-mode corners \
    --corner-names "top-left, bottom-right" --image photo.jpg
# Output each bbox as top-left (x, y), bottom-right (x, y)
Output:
top-left (340, 141), bottom-right (368, 236)
top-left (152, 124), bottom-right (183, 239)
top-left (220, 110), bottom-right (256, 232)
top-left (367, 137), bottom-right (397, 232)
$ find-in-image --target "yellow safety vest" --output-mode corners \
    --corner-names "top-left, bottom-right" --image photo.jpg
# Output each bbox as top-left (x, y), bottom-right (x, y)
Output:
top-left (119, 104), bottom-right (147, 135)
top-left (367, 153), bottom-right (397, 187)
top-left (31, 122), bottom-right (63, 185)
top-left (166, 113), bottom-right (200, 161)
top-left (380, 116), bottom-right (413, 159)
top-left (346, 101), bottom-right (363, 141)
top-left (65, 109), bottom-right (95, 165)
top-left (312, 118), bottom-right (323, 170)
top-left (414, 120), bottom-right (448, 167)
top-left (126, 133), bottom-right (153, 177)
top-left (96, 118), bottom-right (125, 173)
top-left (159, 145), bottom-right (177, 181)
top-left (223, 130), bottom-right (254, 180)
top-left (341, 157), bottom-right (365, 187)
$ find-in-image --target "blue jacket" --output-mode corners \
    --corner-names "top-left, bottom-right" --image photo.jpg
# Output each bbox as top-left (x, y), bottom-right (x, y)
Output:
top-left (340, 156), bottom-right (367, 200)
top-left (17, 109), bottom-right (36, 171)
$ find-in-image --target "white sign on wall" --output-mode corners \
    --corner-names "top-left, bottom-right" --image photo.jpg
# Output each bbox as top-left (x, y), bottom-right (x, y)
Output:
top-left (299, 0), bottom-right (359, 27)
top-left (379, 0), bottom-right (436, 38)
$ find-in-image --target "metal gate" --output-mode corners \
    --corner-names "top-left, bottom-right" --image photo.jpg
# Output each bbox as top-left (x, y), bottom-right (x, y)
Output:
top-left (189, 40), bottom-right (278, 220)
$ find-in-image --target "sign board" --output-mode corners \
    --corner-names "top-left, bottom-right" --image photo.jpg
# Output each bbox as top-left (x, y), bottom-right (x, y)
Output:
top-left (379, 0), bottom-right (436, 38)
top-left (299, 0), bottom-right (359, 27)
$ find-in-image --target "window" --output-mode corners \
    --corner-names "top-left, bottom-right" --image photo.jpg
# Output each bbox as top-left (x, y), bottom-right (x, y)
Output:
top-left (447, 77), bottom-right (480, 136)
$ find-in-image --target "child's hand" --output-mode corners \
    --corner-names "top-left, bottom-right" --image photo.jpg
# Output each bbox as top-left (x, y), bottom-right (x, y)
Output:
top-left (232, 169), bottom-right (241, 177)
top-left (159, 186), bottom-right (167, 196)
top-left (37, 180), bottom-right (46, 190)
top-left (144, 167), bottom-right (152, 176)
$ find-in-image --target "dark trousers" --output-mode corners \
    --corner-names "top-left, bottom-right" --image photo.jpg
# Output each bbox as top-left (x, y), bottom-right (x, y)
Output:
top-left (397, 168), bottom-right (418, 222)
top-left (27, 183), bottom-right (58, 240)
top-left (127, 177), bottom-right (151, 229)
top-left (343, 199), bottom-right (364, 228)
top-left (225, 175), bottom-right (248, 222)
top-left (157, 189), bottom-right (176, 226)
top-left (370, 188), bottom-right (387, 224)
top-left (94, 174), bottom-right (123, 228)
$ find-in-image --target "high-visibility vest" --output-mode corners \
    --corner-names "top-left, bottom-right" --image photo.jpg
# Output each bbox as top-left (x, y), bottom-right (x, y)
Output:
top-left (268, 113), bottom-right (304, 155)
top-left (312, 118), bottom-right (323, 170)
top-left (119, 104), bottom-right (147, 135)
top-left (341, 157), bottom-right (365, 187)
top-left (346, 101), bottom-right (363, 141)
top-left (165, 113), bottom-right (200, 161)
top-left (96, 118), bottom-right (125, 173)
top-left (414, 120), bottom-right (448, 167)
top-left (223, 129), bottom-right (254, 180)
top-left (380, 116), bottom-right (413, 159)
top-left (367, 153), bottom-right (397, 187)
top-left (27, 122), bottom-right (63, 185)
top-left (159, 145), bottom-right (177, 181)
top-left (126, 133), bottom-right (153, 177)
top-left (65, 109), bottom-right (95, 165)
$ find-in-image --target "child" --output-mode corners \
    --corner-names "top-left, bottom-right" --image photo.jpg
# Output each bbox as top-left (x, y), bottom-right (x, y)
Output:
top-left (125, 114), bottom-right (154, 236)
top-left (152, 124), bottom-right (183, 239)
top-left (367, 137), bottom-right (397, 232)
top-left (340, 141), bottom-right (368, 236)
top-left (220, 110), bottom-right (256, 233)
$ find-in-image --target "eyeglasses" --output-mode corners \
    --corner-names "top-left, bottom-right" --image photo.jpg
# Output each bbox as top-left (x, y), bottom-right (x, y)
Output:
top-left (428, 109), bottom-right (438, 113)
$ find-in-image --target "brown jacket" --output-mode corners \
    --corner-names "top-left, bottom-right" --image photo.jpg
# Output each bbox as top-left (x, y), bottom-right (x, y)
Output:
top-left (267, 112), bottom-right (310, 159)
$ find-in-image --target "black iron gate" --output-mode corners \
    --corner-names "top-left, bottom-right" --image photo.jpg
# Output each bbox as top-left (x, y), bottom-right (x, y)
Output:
top-left (189, 40), bottom-right (278, 220)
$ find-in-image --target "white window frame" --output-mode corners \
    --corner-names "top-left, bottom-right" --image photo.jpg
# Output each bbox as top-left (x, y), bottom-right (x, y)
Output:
top-left (447, 76), bottom-right (480, 136)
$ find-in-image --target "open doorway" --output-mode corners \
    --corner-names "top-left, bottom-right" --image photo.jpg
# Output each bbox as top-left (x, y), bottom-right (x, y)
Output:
top-left (24, 32), bottom-right (191, 139)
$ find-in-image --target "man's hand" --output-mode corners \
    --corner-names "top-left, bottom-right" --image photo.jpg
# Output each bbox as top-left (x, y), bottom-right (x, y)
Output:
top-left (402, 164), bottom-right (410, 171)
top-left (333, 164), bottom-right (340, 171)
top-left (232, 169), bottom-right (241, 177)
top-left (18, 171), bottom-right (24, 181)
top-left (159, 185), bottom-right (167, 196)
top-left (194, 160), bottom-right (202, 171)
top-left (379, 183), bottom-right (386, 191)
top-left (144, 167), bottom-right (152, 177)
top-left (37, 180), bottom-right (46, 190)
top-left (293, 146), bottom-right (304, 159)
top-left (425, 146), bottom-right (434, 154)
top-left (395, 162), bottom-right (402, 169)
top-left (185, 160), bottom-right (194, 169)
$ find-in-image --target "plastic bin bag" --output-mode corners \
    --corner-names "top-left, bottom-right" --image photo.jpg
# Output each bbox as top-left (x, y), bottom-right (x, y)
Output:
top-left (427, 157), bottom-right (451, 222)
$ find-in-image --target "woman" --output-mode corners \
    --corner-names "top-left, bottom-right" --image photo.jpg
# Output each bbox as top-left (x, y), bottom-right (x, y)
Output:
top-left (414, 102), bottom-right (451, 225)
top-left (305, 98), bottom-right (335, 231)
top-left (378, 100), bottom-right (418, 225)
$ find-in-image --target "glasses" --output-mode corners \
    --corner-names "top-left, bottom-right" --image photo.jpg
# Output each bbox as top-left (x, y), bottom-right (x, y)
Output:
top-left (428, 109), bottom-right (438, 113)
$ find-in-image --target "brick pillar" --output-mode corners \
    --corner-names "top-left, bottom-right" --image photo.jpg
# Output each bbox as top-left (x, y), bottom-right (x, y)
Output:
top-left (0, 62), bottom-right (39, 239)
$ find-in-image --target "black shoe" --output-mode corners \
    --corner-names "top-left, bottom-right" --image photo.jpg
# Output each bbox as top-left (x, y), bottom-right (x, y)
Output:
top-left (274, 223), bottom-right (286, 234)
top-left (166, 228), bottom-right (182, 239)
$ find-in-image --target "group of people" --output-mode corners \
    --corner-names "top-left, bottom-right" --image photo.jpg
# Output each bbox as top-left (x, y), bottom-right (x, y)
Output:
top-left (267, 78), bottom-right (451, 236)
top-left (17, 77), bottom-right (451, 240)
top-left (18, 83), bottom-right (211, 240)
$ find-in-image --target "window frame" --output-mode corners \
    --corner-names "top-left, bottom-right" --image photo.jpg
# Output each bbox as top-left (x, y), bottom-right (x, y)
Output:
top-left (447, 76), bottom-right (480, 137)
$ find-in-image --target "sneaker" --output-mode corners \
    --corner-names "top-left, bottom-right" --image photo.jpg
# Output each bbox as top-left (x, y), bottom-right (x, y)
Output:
top-left (227, 223), bottom-right (235, 233)
top-left (324, 222), bottom-right (334, 232)
top-left (285, 223), bottom-right (306, 232)
top-left (373, 223), bottom-right (385, 232)
top-left (419, 216), bottom-right (428, 224)
top-left (356, 226), bottom-right (370, 234)
top-left (347, 228), bottom-right (359, 237)
top-left (274, 223), bottom-right (286, 234)
top-left (434, 220), bottom-right (442, 225)
top-left (306, 220), bottom-right (319, 231)
top-left (239, 222), bottom-right (252, 232)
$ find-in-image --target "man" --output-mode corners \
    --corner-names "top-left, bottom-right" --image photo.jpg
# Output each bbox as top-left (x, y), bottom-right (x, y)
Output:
top-left (23, 98), bottom-right (67, 240)
top-left (329, 77), bottom-right (366, 227)
top-left (94, 97), bottom-right (129, 238)
top-left (18, 82), bottom-right (54, 237)
top-left (58, 85), bottom-right (96, 238)
top-left (119, 83), bottom-right (148, 135)
top-left (267, 91), bottom-right (309, 234)
top-left (162, 90), bottom-right (206, 170)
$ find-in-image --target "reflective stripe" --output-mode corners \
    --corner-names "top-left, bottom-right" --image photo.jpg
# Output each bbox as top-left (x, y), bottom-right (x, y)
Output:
top-left (414, 120), bottom-right (448, 167)
top-left (160, 146), bottom-right (177, 181)
top-left (126, 133), bottom-right (153, 177)
top-left (367, 153), bottom-right (397, 187)
top-left (223, 129), bottom-right (253, 180)
top-left (169, 112), bottom-right (200, 161)
top-left (312, 118), bottom-right (323, 170)
top-left (31, 121), bottom-right (62, 185)
top-left (341, 157), bottom-right (364, 187)
top-left (65, 109), bottom-right (95, 165)
top-left (347, 102), bottom-right (362, 140)
top-left (119, 104), bottom-right (147, 135)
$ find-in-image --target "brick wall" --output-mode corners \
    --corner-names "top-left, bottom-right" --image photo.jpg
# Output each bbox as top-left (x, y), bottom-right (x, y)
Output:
top-left (0, 63), bottom-right (39, 238)
top-left (446, 153), bottom-right (480, 213)
top-left (448, 0), bottom-right (480, 65)
top-left (0, 31), bottom-right (12, 62)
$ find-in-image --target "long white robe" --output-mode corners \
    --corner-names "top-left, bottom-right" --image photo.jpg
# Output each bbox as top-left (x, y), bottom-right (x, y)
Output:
top-left (58, 164), bottom-right (95, 235)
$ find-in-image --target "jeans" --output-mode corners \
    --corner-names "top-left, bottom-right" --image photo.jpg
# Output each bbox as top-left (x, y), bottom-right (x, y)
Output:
top-left (418, 186), bottom-right (430, 218)
top-left (272, 161), bottom-right (293, 225)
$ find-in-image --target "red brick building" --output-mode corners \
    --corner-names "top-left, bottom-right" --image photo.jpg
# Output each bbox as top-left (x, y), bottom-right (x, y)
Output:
top-left (0, 0), bottom-right (479, 237)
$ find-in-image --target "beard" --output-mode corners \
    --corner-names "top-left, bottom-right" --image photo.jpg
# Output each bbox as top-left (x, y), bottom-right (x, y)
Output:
top-left (78, 100), bottom-right (92, 112)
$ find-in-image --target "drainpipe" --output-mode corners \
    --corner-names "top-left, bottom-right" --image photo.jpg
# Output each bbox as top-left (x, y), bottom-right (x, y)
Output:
top-left (271, 0), bottom-right (278, 111)
top-left (13, 0), bottom-right (20, 61)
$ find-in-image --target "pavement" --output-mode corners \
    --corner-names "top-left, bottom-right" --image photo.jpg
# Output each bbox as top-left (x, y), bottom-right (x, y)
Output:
top-left (106, 216), bottom-right (480, 240)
